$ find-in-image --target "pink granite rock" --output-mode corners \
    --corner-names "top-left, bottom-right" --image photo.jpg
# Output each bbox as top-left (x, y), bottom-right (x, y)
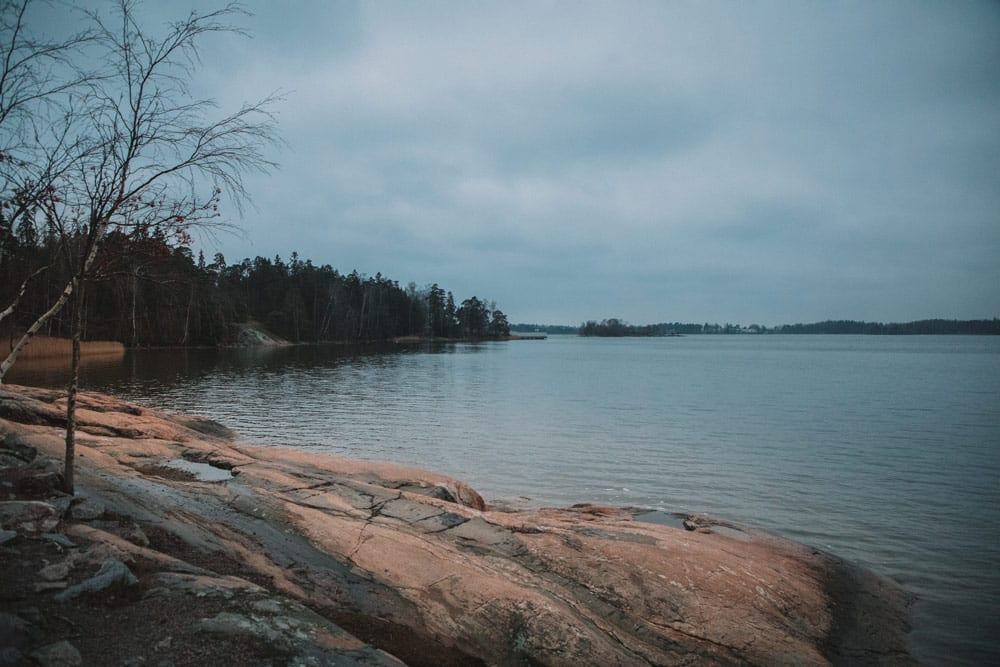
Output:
top-left (0, 384), bottom-right (914, 665)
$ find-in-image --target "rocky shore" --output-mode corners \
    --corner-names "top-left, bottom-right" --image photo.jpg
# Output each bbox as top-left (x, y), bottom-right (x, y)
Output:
top-left (0, 384), bottom-right (915, 666)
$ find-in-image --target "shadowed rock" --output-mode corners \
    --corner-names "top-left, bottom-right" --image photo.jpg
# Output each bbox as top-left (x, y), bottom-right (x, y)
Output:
top-left (0, 500), bottom-right (60, 533)
top-left (29, 640), bottom-right (82, 667)
top-left (54, 559), bottom-right (138, 602)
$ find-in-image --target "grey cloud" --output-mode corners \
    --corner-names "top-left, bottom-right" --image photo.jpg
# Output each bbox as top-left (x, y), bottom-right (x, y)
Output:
top-left (160, 1), bottom-right (1000, 324)
top-left (479, 85), bottom-right (714, 171)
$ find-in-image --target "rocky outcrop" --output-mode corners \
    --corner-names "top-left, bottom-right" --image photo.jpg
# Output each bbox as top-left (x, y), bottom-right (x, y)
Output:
top-left (0, 384), bottom-right (916, 666)
top-left (230, 321), bottom-right (291, 347)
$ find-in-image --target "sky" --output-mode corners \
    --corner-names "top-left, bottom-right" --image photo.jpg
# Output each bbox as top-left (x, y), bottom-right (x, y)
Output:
top-left (58, 2), bottom-right (1000, 325)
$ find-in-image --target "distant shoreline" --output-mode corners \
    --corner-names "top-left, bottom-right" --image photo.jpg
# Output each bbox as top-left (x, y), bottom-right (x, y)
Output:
top-left (518, 318), bottom-right (1000, 337)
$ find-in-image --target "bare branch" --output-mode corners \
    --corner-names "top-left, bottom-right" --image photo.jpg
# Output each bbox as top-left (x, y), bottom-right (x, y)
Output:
top-left (0, 269), bottom-right (75, 379)
top-left (0, 0), bottom-right (97, 129)
top-left (0, 261), bottom-right (45, 322)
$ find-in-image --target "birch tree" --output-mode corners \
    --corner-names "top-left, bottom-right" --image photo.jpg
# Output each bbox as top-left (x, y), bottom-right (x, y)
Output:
top-left (0, 0), bottom-right (280, 493)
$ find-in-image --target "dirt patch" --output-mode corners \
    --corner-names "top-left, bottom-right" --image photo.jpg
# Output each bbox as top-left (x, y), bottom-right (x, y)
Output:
top-left (0, 527), bottom-right (294, 666)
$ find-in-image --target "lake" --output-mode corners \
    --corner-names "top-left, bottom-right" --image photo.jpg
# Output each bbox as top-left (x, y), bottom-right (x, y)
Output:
top-left (8, 334), bottom-right (1000, 665)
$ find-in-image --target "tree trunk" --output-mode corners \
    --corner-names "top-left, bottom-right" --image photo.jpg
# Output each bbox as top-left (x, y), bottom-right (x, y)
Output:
top-left (0, 218), bottom-right (105, 383)
top-left (182, 281), bottom-right (193, 345)
top-left (319, 287), bottom-right (335, 339)
top-left (63, 279), bottom-right (85, 495)
top-left (0, 274), bottom-right (76, 382)
top-left (358, 290), bottom-right (368, 340)
top-left (131, 265), bottom-right (139, 348)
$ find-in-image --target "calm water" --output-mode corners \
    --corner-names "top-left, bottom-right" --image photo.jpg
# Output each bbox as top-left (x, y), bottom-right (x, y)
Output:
top-left (9, 335), bottom-right (1000, 665)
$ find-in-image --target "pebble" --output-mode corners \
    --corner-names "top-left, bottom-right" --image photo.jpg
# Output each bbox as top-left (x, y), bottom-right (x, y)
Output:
top-left (38, 560), bottom-right (72, 581)
top-left (33, 581), bottom-right (68, 592)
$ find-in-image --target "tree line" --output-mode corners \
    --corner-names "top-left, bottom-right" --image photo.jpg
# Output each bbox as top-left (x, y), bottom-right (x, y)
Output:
top-left (576, 318), bottom-right (1000, 337)
top-left (0, 230), bottom-right (511, 346)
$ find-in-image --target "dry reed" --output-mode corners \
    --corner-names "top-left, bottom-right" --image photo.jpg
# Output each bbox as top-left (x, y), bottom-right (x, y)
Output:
top-left (5, 335), bottom-right (125, 360)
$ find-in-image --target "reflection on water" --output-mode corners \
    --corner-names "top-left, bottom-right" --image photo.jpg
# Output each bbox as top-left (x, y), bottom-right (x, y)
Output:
top-left (5, 351), bottom-right (126, 388)
top-left (8, 342), bottom-right (455, 390)
top-left (7, 335), bottom-right (1000, 666)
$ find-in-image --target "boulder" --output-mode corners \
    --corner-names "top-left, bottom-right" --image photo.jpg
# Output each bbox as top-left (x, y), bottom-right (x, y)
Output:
top-left (39, 533), bottom-right (75, 548)
top-left (37, 559), bottom-right (73, 582)
top-left (0, 500), bottom-right (59, 532)
top-left (68, 497), bottom-right (105, 521)
top-left (0, 433), bottom-right (36, 465)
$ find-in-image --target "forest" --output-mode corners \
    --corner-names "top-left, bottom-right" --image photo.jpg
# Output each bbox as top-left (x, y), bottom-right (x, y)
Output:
top-left (0, 228), bottom-right (510, 347)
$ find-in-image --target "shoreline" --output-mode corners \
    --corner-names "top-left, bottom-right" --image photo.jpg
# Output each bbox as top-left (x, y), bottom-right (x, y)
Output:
top-left (0, 384), bottom-right (916, 665)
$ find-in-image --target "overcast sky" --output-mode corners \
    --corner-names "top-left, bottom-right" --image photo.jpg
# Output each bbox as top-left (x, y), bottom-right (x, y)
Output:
top-left (77, 2), bottom-right (1000, 325)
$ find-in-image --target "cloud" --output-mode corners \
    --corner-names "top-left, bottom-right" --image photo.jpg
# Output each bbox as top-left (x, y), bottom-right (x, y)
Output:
top-left (147, 1), bottom-right (1000, 323)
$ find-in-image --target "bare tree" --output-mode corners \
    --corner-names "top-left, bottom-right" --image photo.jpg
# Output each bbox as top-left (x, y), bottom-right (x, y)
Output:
top-left (1, 0), bottom-right (280, 494)
top-left (0, 0), bottom-right (94, 362)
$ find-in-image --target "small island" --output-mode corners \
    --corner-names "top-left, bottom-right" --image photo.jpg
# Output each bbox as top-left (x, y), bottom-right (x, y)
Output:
top-left (571, 318), bottom-right (1000, 337)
